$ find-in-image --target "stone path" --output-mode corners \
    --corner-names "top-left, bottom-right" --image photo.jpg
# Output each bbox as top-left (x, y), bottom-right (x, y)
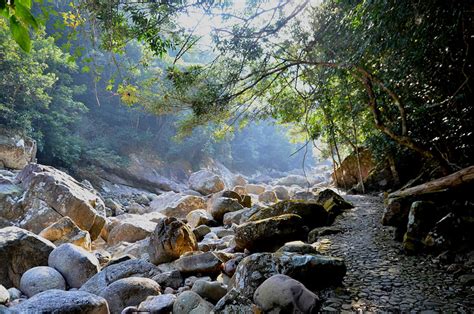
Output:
top-left (316, 194), bottom-right (473, 312)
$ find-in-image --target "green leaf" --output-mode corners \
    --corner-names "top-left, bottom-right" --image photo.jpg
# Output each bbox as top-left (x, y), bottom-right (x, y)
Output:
top-left (81, 65), bottom-right (90, 73)
top-left (9, 16), bottom-right (31, 52)
top-left (18, 0), bottom-right (32, 9)
top-left (14, 2), bottom-right (39, 30)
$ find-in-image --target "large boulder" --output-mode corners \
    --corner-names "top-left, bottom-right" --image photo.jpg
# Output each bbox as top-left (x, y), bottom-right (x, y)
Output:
top-left (244, 184), bottom-right (266, 195)
top-left (213, 289), bottom-right (255, 313)
top-left (10, 289), bottom-right (109, 314)
top-left (38, 216), bottom-right (92, 250)
top-left (208, 197), bottom-right (243, 222)
top-left (186, 209), bottom-right (214, 228)
top-left (191, 280), bottom-right (227, 303)
top-left (258, 190), bottom-right (278, 204)
top-left (107, 215), bottom-right (157, 245)
top-left (314, 189), bottom-right (353, 219)
top-left (235, 214), bottom-right (306, 252)
top-left (253, 274), bottom-right (319, 313)
top-left (0, 174), bottom-right (23, 225)
top-left (403, 201), bottom-right (440, 253)
top-left (249, 200), bottom-right (328, 228)
top-left (16, 164), bottom-right (106, 239)
top-left (332, 147), bottom-right (375, 188)
top-left (48, 243), bottom-right (100, 288)
top-left (0, 128), bottom-right (36, 170)
top-left (99, 277), bottom-right (161, 313)
top-left (0, 226), bottom-right (55, 288)
top-left (273, 186), bottom-right (290, 200)
top-left (173, 291), bottom-right (214, 314)
top-left (20, 266), bottom-right (66, 297)
top-left (150, 192), bottom-right (206, 218)
top-left (174, 252), bottom-right (222, 275)
top-left (138, 294), bottom-right (176, 313)
top-left (0, 285), bottom-right (8, 304)
top-left (229, 252), bottom-right (346, 299)
top-left (188, 170), bottom-right (225, 195)
top-left (80, 259), bottom-right (161, 296)
top-left (148, 217), bottom-right (198, 265)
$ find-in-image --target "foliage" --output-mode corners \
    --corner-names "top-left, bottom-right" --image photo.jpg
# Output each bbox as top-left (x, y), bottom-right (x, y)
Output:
top-left (0, 0), bottom-right (39, 51)
top-left (0, 20), bottom-right (87, 167)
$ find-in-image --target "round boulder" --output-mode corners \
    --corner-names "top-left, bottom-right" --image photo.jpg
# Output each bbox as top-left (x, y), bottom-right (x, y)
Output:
top-left (191, 280), bottom-right (227, 303)
top-left (258, 191), bottom-right (278, 203)
top-left (188, 170), bottom-right (225, 195)
top-left (99, 277), bottom-right (161, 313)
top-left (186, 209), bottom-right (214, 229)
top-left (208, 197), bottom-right (243, 222)
top-left (20, 266), bottom-right (66, 297)
top-left (148, 217), bottom-right (198, 265)
top-left (253, 274), bottom-right (319, 312)
top-left (48, 243), bottom-right (100, 288)
top-left (173, 291), bottom-right (214, 314)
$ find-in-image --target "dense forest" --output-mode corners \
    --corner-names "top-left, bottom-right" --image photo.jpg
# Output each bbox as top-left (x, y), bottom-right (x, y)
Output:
top-left (0, 0), bottom-right (473, 313)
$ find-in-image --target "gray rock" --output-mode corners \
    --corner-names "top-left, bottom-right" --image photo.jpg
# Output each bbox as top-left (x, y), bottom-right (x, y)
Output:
top-left (20, 266), bottom-right (66, 297)
top-left (229, 252), bottom-right (346, 299)
top-left (152, 270), bottom-right (183, 290)
top-left (277, 241), bottom-right (319, 254)
top-left (308, 226), bottom-right (343, 243)
top-left (10, 289), bottom-right (108, 313)
top-left (208, 197), bottom-right (243, 222)
top-left (148, 217), bottom-right (198, 265)
top-left (108, 215), bottom-right (156, 245)
top-left (213, 288), bottom-right (254, 313)
top-left (174, 252), bottom-right (222, 275)
top-left (99, 277), bottom-right (161, 313)
top-left (273, 186), bottom-right (290, 200)
top-left (258, 190), bottom-right (278, 203)
top-left (150, 192), bottom-right (206, 218)
top-left (7, 287), bottom-right (21, 301)
top-left (173, 291), bottom-right (214, 314)
top-left (138, 294), bottom-right (176, 313)
top-left (234, 214), bottom-right (306, 252)
top-left (191, 280), bottom-right (227, 303)
top-left (253, 274), bottom-right (319, 312)
top-left (186, 210), bottom-right (214, 229)
top-left (189, 170), bottom-right (225, 195)
top-left (0, 129), bottom-right (36, 170)
top-left (193, 225), bottom-right (211, 241)
top-left (48, 243), bottom-right (100, 288)
top-left (80, 259), bottom-right (161, 296)
top-left (0, 226), bottom-right (55, 288)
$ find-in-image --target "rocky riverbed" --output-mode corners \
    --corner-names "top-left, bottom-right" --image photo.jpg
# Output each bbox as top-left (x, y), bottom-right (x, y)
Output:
top-left (0, 154), bottom-right (473, 313)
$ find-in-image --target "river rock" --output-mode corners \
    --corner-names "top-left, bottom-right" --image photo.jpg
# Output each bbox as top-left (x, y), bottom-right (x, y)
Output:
top-left (80, 259), bottom-right (161, 296)
top-left (19, 266), bottom-right (66, 297)
top-left (16, 164), bottom-right (106, 239)
top-left (245, 184), bottom-right (266, 195)
top-left (232, 186), bottom-right (246, 196)
top-left (0, 226), bottom-right (55, 288)
top-left (308, 226), bottom-right (343, 243)
top-left (0, 128), bottom-right (36, 170)
top-left (277, 241), bottom-right (319, 254)
top-left (193, 225), bottom-right (211, 241)
top-left (150, 192), bottom-right (206, 218)
top-left (148, 217), bottom-right (198, 265)
top-left (253, 274), bottom-right (319, 312)
top-left (258, 190), bottom-right (278, 203)
top-left (275, 175), bottom-right (309, 187)
top-left (174, 252), bottom-right (222, 275)
top-left (107, 215), bottom-right (156, 245)
top-left (0, 285), bottom-right (9, 304)
top-left (99, 277), bottom-right (161, 313)
top-left (173, 291), bottom-right (214, 314)
top-left (152, 270), bottom-right (183, 290)
top-left (138, 294), bottom-right (177, 313)
top-left (403, 201), bottom-right (438, 253)
top-left (191, 280), bottom-right (227, 303)
top-left (208, 197), bottom-right (243, 222)
top-left (10, 289), bottom-right (109, 313)
top-left (213, 288), bottom-right (255, 313)
top-left (38, 216), bottom-right (92, 250)
top-left (273, 186), bottom-right (290, 200)
top-left (249, 200), bottom-right (328, 228)
top-left (234, 214), bottom-right (306, 252)
top-left (48, 243), bottom-right (100, 288)
top-left (315, 189), bottom-right (353, 214)
top-left (189, 170), bottom-right (225, 195)
top-left (229, 252), bottom-right (346, 298)
top-left (186, 209), bottom-right (214, 228)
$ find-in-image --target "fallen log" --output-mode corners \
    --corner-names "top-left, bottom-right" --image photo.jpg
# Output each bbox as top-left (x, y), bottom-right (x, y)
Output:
top-left (388, 165), bottom-right (474, 199)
